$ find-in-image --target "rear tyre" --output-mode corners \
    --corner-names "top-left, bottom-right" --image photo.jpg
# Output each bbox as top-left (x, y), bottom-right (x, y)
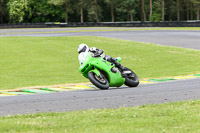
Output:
top-left (88, 72), bottom-right (109, 90)
top-left (124, 68), bottom-right (139, 87)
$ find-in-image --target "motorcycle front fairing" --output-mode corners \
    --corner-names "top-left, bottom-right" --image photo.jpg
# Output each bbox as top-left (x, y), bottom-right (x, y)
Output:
top-left (79, 53), bottom-right (95, 78)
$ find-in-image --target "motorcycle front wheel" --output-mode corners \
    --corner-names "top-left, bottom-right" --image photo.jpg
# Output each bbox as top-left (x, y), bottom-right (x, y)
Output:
top-left (88, 72), bottom-right (109, 90)
top-left (124, 68), bottom-right (139, 87)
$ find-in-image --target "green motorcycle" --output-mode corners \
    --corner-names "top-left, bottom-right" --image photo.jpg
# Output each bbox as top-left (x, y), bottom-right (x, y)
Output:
top-left (79, 52), bottom-right (139, 90)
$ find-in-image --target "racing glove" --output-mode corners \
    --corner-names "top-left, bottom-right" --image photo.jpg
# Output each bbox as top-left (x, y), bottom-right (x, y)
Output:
top-left (89, 47), bottom-right (104, 57)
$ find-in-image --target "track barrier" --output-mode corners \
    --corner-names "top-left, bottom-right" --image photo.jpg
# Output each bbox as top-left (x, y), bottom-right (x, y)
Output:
top-left (1, 21), bottom-right (200, 29)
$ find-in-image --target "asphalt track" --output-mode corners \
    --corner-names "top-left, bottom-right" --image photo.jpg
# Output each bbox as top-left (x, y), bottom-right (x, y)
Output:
top-left (1, 28), bottom-right (200, 49)
top-left (30, 30), bottom-right (200, 50)
top-left (0, 28), bottom-right (200, 116)
top-left (0, 79), bottom-right (200, 116)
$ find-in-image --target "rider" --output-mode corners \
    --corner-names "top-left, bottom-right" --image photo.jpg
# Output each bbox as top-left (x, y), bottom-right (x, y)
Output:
top-left (77, 43), bottom-right (130, 74)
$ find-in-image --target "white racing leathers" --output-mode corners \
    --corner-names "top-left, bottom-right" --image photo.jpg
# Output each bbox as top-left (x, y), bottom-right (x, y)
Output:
top-left (78, 47), bottom-right (89, 65)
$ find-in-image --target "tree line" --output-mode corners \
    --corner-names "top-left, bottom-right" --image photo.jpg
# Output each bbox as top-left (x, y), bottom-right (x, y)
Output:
top-left (0, 0), bottom-right (200, 24)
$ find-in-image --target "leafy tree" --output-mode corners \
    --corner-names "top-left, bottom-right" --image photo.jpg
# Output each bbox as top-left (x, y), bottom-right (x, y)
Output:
top-left (149, 0), bottom-right (152, 20)
top-left (149, 0), bottom-right (165, 22)
top-left (72, 0), bottom-right (90, 23)
top-left (48, 0), bottom-right (71, 23)
top-left (165, 0), bottom-right (172, 21)
top-left (191, 0), bottom-right (200, 20)
top-left (7, 0), bottom-right (29, 23)
top-left (26, 0), bottom-right (64, 23)
top-left (185, 0), bottom-right (190, 20)
top-left (0, 0), bottom-right (3, 23)
top-left (150, 0), bottom-right (162, 22)
top-left (141, 0), bottom-right (146, 21)
top-left (116, 0), bottom-right (139, 21)
top-left (78, 0), bottom-right (88, 23)
top-left (177, 0), bottom-right (180, 21)
top-left (105, 0), bottom-right (120, 22)
top-left (88, 0), bottom-right (102, 22)
top-left (0, 0), bottom-right (9, 23)
top-left (2, 0), bottom-right (200, 23)
top-left (161, 0), bottom-right (165, 21)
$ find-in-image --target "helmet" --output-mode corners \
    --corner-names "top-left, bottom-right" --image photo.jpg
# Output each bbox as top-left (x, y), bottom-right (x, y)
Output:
top-left (77, 44), bottom-right (89, 54)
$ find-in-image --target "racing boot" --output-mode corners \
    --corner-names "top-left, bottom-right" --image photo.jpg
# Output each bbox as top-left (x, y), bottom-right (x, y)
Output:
top-left (119, 66), bottom-right (132, 78)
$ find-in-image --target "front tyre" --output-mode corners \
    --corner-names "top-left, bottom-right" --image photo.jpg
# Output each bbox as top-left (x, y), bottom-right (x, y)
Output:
top-left (124, 68), bottom-right (139, 87)
top-left (88, 72), bottom-right (109, 90)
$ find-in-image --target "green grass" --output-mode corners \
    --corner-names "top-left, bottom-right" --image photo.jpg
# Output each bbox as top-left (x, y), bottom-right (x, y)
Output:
top-left (0, 100), bottom-right (200, 133)
top-left (0, 36), bottom-right (200, 90)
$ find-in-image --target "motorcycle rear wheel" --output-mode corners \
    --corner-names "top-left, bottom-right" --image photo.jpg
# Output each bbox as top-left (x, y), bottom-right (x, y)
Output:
top-left (124, 68), bottom-right (139, 87)
top-left (88, 72), bottom-right (109, 90)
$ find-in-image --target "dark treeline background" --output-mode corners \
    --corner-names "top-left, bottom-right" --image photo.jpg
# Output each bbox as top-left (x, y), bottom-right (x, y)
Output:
top-left (0, 0), bottom-right (200, 24)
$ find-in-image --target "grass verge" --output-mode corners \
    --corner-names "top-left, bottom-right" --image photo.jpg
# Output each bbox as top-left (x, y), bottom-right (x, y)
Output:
top-left (0, 100), bottom-right (200, 133)
top-left (0, 36), bottom-right (200, 90)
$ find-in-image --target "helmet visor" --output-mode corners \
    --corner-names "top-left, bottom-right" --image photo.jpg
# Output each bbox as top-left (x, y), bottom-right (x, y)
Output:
top-left (78, 46), bottom-right (87, 54)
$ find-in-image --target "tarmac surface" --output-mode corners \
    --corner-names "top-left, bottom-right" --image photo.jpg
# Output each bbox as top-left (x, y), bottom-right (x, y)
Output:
top-left (1, 28), bottom-right (200, 49)
top-left (0, 28), bottom-right (200, 116)
top-left (0, 79), bottom-right (200, 116)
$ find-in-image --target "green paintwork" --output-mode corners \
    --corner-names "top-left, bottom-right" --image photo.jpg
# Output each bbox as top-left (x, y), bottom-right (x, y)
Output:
top-left (149, 78), bottom-right (176, 82)
top-left (89, 68), bottom-right (100, 77)
top-left (79, 53), bottom-right (125, 87)
top-left (22, 89), bottom-right (53, 93)
top-left (40, 88), bottom-right (58, 92)
top-left (116, 57), bottom-right (121, 63)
